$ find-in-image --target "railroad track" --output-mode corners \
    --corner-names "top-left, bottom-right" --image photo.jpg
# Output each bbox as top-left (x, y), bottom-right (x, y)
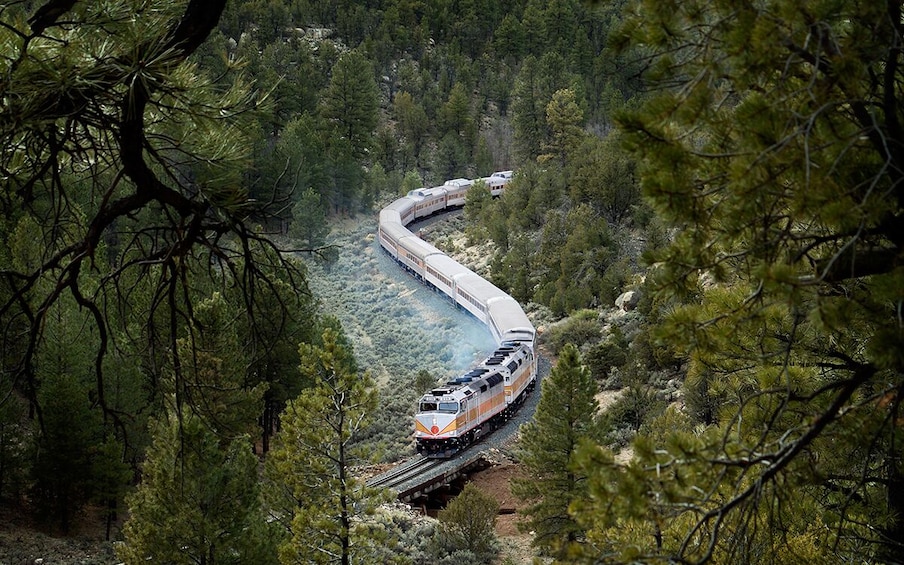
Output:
top-left (367, 456), bottom-right (442, 491)
top-left (364, 354), bottom-right (549, 501)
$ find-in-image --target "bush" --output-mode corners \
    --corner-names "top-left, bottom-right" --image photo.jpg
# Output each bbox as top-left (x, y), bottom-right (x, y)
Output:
top-left (584, 338), bottom-right (628, 386)
top-left (604, 384), bottom-right (663, 432)
top-left (357, 377), bottom-right (423, 462)
top-left (435, 483), bottom-right (500, 563)
top-left (541, 309), bottom-right (601, 355)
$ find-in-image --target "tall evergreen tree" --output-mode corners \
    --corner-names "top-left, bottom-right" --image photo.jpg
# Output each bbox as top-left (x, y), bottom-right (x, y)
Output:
top-left (267, 327), bottom-right (388, 565)
top-left (539, 88), bottom-right (586, 167)
top-left (513, 344), bottom-right (599, 559)
top-left (321, 49), bottom-right (380, 160)
top-left (119, 413), bottom-right (278, 564)
top-left (463, 179), bottom-right (493, 243)
top-left (512, 53), bottom-right (580, 160)
top-left (570, 133), bottom-right (638, 224)
top-left (290, 187), bottom-right (330, 251)
top-left (393, 91), bottom-right (430, 168)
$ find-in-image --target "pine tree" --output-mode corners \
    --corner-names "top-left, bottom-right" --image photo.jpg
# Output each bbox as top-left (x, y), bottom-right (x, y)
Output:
top-left (464, 179), bottom-right (493, 243)
top-left (570, 134), bottom-right (639, 225)
top-left (267, 328), bottom-right (388, 565)
top-left (0, 0), bottom-right (306, 472)
top-left (512, 344), bottom-right (599, 559)
top-left (119, 413), bottom-right (278, 564)
top-left (290, 187), bottom-right (330, 251)
top-left (512, 53), bottom-right (580, 160)
top-left (174, 292), bottom-right (265, 439)
top-left (540, 88), bottom-right (586, 167)
top-left (573, 0), bottom-right (904, 561)
top-left (321, 49), bottom-right (379, 160)
top-left (393, 91), bottom-right (430, 167)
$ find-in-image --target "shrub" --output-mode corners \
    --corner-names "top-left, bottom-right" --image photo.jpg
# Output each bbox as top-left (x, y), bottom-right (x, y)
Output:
top-left (541, 309), bottom-right (601, 355)
top-left (435, 483), bottom-right (500, 563)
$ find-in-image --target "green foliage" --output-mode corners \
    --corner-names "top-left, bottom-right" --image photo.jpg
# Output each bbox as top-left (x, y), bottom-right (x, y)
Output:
top-left (600, 363), bottom-right (667, 449)
top-left (541, 309), bottom-right (602, 355)
top-left (291, 187), bottom-right (330, 250)
top-left (463, 179), bottom-right (493, 242)
top-left (88, 437), bottom-right (133, 540)
top-left (266, 328), bottom-right (391, 565)
top-left (539, 88), bottom-right (586, 166)
top-left (571, 0), bottom-right (904, 561)
top-left (0, 392), bottom-right (28, 502)
top-left (571, 133), bottom-right (639, 225)
top-left (535, 204), bottom-right (614, 316)
top-left (433, 131), bottom-right (472, 181)
top-left (25, 290), bottom-right (134, 534)
top-left (439, 83), bottom-right (477, 147)
top-left (321, 49), bottom-right (380, 160)
top-left (436, 483), bottom-right (500, 563)
top-left (119, 413), bottom-right (278, 564)
top-left (513, 344), bottom-right (599, 559)
top-left (400, 170), bottom-right (424, 195)
top-left (172, 292), bottom-right (266, 438)
top-left (29, 364), bottom-right (100, 532)
top-left (0, 2), bottom-right (320, 533)
top-left (393, 91), bottom-right (430, 167)
top-left (261, 113), bottom-right (329, 217)
top-left (232, 266), bottom-right (319, 454)
top-left (357, 371), bottom-right (436, 463)
top-left (492, 13), bottom-right (525, 61)
top-left (584, 325), bottom-right (629, 386)
top-left (489, 233), bottom-right (536, 303)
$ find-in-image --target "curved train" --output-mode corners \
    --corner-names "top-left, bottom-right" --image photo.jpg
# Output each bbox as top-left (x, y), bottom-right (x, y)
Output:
top-left (377, 172), bottom-right (538, 458)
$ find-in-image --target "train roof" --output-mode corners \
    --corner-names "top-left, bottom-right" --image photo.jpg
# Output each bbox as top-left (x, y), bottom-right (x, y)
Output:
top-left (437, 342), bottom-right (529, 392)
top-left (487, 297), bottom-right (535, 341)
top-left (384, 196), bottom-right (416, 216)
top-left (444, 178), bottom-right (473, 187)
top-left (481, 175), bottom-right (508, 187)
top-left (379, 219), bottom-right (413, 241)
top-left (424, 253), bottom-right (474, 279)
top-left (407, 186), bottom-right (447, 199)
top-left (379, 207), bottom-right (401, 225)
top-left (455, 272), bottom-right (509, 305)
top-left (397, 233), bottom-right (444, 261)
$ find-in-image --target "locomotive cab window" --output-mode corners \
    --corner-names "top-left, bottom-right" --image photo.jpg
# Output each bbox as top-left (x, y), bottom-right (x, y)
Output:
top-left (420, 402), bottom-right (438, 412)
top-left (438, 401), bottom-right (459, 413)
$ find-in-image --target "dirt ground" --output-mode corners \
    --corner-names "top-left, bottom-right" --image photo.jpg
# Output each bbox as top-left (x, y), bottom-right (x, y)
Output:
top-left (467, 461), bottom-right (539, 565)
top-left (0, 504), bottom-right (119, 564)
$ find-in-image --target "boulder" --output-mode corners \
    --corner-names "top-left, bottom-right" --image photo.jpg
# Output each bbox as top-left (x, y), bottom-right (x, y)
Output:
top-left (615, 290), bottom-right (641, 311)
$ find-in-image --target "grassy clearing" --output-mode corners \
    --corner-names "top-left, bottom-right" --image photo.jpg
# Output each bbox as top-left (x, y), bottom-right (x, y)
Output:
top-left (306, 215), bottom-right (496, 385)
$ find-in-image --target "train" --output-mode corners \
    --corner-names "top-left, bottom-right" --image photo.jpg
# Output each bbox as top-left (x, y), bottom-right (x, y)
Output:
top-left (377, 171), bottom-right (538, 458)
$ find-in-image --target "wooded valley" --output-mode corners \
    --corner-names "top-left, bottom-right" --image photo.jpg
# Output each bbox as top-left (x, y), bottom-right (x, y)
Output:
top-left (1, 0), bottom-right (902, 563)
